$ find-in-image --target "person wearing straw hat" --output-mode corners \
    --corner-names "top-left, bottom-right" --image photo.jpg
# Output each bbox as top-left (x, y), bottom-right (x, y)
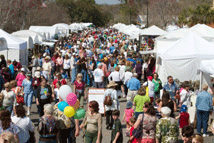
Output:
top-left (103, 81), bottom-right (119, 130)
top-left (42, 56), bottom-right (52, 83)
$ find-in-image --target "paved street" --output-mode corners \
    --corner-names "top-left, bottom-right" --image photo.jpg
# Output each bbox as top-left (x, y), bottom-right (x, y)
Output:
top-left (28, 85), bottom-right (214, 143)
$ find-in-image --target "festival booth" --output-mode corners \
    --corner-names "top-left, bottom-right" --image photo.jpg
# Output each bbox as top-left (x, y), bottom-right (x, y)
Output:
top-left (157, 32), bottom-right (214, 85)
top-left (52, 23), bottom-right (70, 36)
top-left (29, 26), bottom-right (59, 40)
top-left (0, 29), bottom-right (27, 65)
top-left (12, 30), bottom-right (45, 44)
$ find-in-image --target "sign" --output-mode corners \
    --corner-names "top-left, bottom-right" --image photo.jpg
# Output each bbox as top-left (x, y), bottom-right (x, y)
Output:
top-left (88, 88), bottom-right (105, 114)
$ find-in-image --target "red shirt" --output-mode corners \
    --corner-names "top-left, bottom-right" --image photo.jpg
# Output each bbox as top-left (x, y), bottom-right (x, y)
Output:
top-left (130, 126), bottom-right (137, 143)
top-left (179, 112), bottom-right (189, 128)
top-left (74, 80), bottom-right (85, 90)
top-left (52, 79), bottom-right (66, 88)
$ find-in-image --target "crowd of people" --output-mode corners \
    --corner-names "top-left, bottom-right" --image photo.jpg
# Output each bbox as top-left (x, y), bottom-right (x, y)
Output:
top-left (0, 27), bottom-right (213, 143)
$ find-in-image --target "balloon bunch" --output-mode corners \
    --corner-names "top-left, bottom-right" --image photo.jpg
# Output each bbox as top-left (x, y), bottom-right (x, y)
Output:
top-left (58, 85), bottom-right (85, 119)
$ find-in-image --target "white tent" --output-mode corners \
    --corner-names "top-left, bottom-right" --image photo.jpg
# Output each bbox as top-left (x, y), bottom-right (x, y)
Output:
top-left (12, 36), bottom-right (34, 49)
top-left (12, 30), bottom-right (44, 44)
top-left (29, 26), bottom-right (59, 39)
top-left (140, 25), bottom-right (166, 36)
top-left (190, 24), bottom-right (214, 39)
top-left (52, 23), bottom-right (69, 36)
top-left (0, 29), bottom-right (27, 65)
top-left (0, 37), bottom-right (7, 51)
top-left (157, 33), bottom-right (214, 84)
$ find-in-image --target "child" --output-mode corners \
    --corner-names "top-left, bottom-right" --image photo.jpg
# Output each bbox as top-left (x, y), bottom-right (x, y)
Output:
top-left (155, 98), bottom-right (162, 119)
top-left (129, 117), bottom-right (137, 143)
top-left (52, 81), bottom-right (61, 103)
top-left (111, 110), bottom-right (123, 143)
top-left (181, 125), bottom-right (194, 143)
top-left (192, 134), bottom-right (204, 143)
top-left (176, 105), bottom-right (190, 136)
top-left (122, 101), bottom-right (134, 136)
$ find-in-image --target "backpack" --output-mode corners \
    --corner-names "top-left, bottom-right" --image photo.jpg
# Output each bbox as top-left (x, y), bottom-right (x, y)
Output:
top-left (38, 116), bottom-right (58, 136)
top-left (104, 90), bottom-right (113, 106)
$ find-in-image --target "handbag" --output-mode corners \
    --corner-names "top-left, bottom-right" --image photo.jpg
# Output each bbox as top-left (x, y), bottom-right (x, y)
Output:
top-left (132, 113), bottom-right (144, 139)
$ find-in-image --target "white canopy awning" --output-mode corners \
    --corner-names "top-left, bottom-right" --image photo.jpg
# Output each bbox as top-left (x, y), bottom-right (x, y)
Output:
top-left (140, 25), bottom-right (166, 36)
top-left (0, 37), bottom-right (8, 51)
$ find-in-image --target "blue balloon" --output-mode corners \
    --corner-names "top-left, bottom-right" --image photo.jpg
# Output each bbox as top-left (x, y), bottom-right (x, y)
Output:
top-left (58, 101), bottom-right (69, 112)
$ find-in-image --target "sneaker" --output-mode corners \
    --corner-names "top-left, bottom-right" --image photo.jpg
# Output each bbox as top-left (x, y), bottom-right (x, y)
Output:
top-left (203, 134), bottom-right (209, 137)
top-left (27, 110), bottom-right (30, 116)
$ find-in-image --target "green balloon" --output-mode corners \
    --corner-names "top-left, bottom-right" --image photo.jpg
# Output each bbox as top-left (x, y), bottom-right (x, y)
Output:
top-left (74, 108), bottom-right (86, 119)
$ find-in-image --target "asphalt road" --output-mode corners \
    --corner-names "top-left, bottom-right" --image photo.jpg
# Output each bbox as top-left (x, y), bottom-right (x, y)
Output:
top-left (28, 85), bottom-right (214, 143)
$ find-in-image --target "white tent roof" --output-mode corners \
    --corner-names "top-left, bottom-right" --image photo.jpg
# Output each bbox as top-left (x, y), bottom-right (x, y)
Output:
top-left (160, 28), bottom-right (190, 39)
top-left (15, 36), bottom-right (34, 49)
top-left (160, 32), bottom-right (214, 60)
top-left (12, 30), bottom-right (44, 44)
top-left (200, 59), bottom-right (214, 75)
top-left (190, 24), bottom-right (214, 39)
top-left (0, 29), bottom-right (27, 50)
top-left (29, 26), bottom-right (59, 39)
top-left (140, 25), bottom-right (166, 36)
top-left (52, 23), bottom-right (69, 30)
top-left (0, 37), bottom-right (8, 51)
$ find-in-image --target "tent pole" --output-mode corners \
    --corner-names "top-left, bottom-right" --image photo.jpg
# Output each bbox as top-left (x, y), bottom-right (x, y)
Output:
top-left (200, 71), bottom-right (203, 91)
top-left (7, 49), bottom-right (8, 61)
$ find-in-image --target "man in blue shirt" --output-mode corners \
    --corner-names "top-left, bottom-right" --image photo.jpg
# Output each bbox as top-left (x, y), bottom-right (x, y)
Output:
top-left (127, 73), bottom-right (141, 101)
top-left (163, 76), bottom-right (179, 100)
top-left (126, 55), bottom-right (136, 66)
top-left (109, 44), bottom-right (115, 54)
top-left (196, 84), bottom-right (213, 136)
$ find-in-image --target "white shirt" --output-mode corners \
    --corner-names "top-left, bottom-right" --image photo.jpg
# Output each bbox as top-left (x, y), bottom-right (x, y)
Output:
top-left (124, 72), bottom-right (133, 84)
top-left (143, 81), bottom-right (155, 97)
top-left (11, 116), bottom-right (34, 143)
top-left (93, 68), bottom-right (104, 82)
top-left (70, 57), bottom-right (75, 69)
top-left (63, 59), bottom-right (70, 69)
top-left (119, 65), bottom-right (126, 81)
top-left (180, 89), bottom-right (190, 107)
top-left (108, 71), bottom-right (120, 82)
top-left (54, 88), bottom-right (60, 99)
top-left (143, 63), bottom-right (148, 70)
top-left (103, 89), bottom-right (118, 111)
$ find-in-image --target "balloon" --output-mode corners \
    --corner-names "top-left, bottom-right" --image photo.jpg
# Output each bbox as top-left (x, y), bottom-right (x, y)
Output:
top-left (58, 101), bottom-right (69, 112)
top-left (72, 99), bottom-right (80, 110)
top-left (66, 93), bottom-right (77, 106)
top-left (74, 108), bottom-right (86, 119)
top-left (64, 106), bottom-right (75, 117)
top-left (59, 85), bottom-right (72, 101)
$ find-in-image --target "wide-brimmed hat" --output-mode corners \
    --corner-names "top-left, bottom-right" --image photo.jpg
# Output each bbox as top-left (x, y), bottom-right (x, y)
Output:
top-left (21, 68), bottom-right (25, 72)
top-left (107, 81), bottom-right (118, 88)
top-left (126, 101), bottom-right (133, 109)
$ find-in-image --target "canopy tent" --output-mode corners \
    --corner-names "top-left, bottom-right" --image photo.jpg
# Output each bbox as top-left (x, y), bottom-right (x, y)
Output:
top-left (52, 23), bottom-right (69, 36)
top-left (166, 25), bottom-right (180, 32)
top-left (157, 32), bottom-right (214, 84)
top-left (41, 41), bottom-right (55, 47)
top-left (29, 26), bottom-right (59, 39)
top-left (0, 37), bottom-right (8, 51)
top-left (140, 25), bottom-right (166, 36)
top-left (155, 25), bottom-right (214, 53)
top-left (12, 36), bottom-right (34, 49)
top-left (12, 30), bottom-right (44, 44)
top-left (0, 29), bottom-right (27, 65)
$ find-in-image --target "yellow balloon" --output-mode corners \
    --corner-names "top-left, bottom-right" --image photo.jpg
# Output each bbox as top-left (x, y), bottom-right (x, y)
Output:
top-left (72, 99), bottom-right (80, 110)
top-left (64, 106), bottom-right (75, 117)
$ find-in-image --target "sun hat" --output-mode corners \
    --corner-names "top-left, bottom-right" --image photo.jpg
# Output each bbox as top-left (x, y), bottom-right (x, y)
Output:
top-left (107, 81), bottom-right (118, 88)
top-left (126, 101), bottom-right (133, 109)
top-left (161, 107), bottom-right (171, 117)
top-left (37, 67), bottom-right (41, 71)
top-left (181, 105), bottom-right (187, 112)
top-left (118, 60), bottom-right (124, 65)
top-left (45, 56), bottom-right (50, 60)
top-left (35, 72), bottom-right (40, 78)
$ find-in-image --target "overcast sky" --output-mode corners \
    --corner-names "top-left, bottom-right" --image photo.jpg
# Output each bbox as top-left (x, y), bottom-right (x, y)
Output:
top-left (95, 0), bottom-right (121, 5)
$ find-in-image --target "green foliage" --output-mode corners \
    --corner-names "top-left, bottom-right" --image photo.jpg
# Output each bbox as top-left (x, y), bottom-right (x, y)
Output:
top-left (57, 0), bottom-right (111, 27)
top-left (178, 4), bottom-right (214, 26)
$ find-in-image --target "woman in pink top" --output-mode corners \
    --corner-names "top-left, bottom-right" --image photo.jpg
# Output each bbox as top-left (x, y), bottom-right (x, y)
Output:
top-left (56, 54), bottom-right (63, 72)
top-left (15, 68), bottom-right (26, 87)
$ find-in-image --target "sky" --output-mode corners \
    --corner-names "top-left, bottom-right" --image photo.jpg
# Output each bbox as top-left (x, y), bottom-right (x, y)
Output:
top-left (95, 0), bottom-right (121, 5)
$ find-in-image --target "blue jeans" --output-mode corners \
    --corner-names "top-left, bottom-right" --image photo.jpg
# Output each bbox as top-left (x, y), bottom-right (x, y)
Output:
top-left (71, 68), bottom-right (76, 83)
top-left (81, 69), bottom-right (87, 83)
top-left (197, 110), bottom-right (210, 134)
top-left (24, 92), bottom-right (34, 107)
top-left (134, 112), bottom-right (143, 119)
top-left (5, 105), bottom-right (13, 113)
